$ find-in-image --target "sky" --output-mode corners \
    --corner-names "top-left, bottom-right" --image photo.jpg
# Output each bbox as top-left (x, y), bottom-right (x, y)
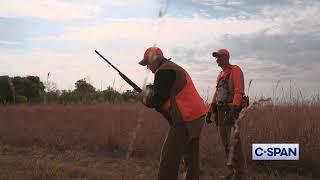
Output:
top-left (0, 0), bottom-right (319, 101)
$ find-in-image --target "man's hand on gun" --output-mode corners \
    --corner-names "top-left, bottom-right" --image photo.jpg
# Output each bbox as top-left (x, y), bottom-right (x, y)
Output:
top-left (139, 84), bottom-right (155, 108)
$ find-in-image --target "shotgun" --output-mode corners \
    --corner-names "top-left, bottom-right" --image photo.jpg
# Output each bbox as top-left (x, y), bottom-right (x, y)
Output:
top-left (95, 50), bottom-right (142, 93)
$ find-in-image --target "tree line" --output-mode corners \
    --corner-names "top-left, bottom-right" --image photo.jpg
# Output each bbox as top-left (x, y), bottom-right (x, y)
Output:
top-left (0, 76), bottom-right (138, 104)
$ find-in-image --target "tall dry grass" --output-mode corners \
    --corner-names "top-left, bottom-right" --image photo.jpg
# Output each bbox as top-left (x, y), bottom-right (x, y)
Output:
top-left (240, 101), bottom-right (320, 175)
top-left (0, 103), bottom-right (167, 157)
top-left (0, 101), bottom-right (319, 176)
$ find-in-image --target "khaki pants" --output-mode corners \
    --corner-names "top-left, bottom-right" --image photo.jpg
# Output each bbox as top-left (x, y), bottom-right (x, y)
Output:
top-left (217, 108), bottom-right (245, 175)
top-left (157, 118), bottom-right (204, 180)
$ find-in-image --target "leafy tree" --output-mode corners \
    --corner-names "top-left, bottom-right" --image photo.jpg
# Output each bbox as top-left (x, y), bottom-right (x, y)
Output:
top-left (46, 90), bottom-right (60, 103)
top-left (122, 89), bottom-right (138, 102)
top-left (74, 79), bottom-right (95, 95)
top-left (12, 76), bottom-right (45, 102)
top-left (15, 95), bottom-right (28, 103)
top-left (0, 76), bottom-right (15, 104)
top-left (102, 86), bottom-right (122, 103)
top-left (26, 76), bottom-right (45, 101)
top-left (11, 76), bottom-right (25, 98)
top-left (1, 75), bottom-right (139, 104)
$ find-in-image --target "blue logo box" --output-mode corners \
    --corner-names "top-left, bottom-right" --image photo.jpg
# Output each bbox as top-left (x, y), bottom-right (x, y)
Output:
top-left (252, 144), bottom-right (299, 160)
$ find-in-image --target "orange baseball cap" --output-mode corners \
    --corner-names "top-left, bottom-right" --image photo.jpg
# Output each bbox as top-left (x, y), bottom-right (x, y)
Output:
top-left (212, 48), bottom-right (230, 58)
top-left (139, 47), bottom-right (164, 66)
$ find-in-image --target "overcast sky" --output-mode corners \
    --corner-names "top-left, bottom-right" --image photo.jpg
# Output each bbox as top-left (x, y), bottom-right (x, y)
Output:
top-left (1, 0), bottom-right (319, 101)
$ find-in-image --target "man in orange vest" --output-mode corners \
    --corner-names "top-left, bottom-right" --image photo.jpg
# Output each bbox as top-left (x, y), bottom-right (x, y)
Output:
top-left (206, 49), bottom-right (246, 180)
top-left (139, 46), bottom-right (207, 180)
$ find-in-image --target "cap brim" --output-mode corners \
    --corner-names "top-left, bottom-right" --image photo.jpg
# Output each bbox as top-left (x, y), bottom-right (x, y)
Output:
top-left (139, 59), bottom-right (148, 66)
top-left (212, 52), bottom-right (221, 58)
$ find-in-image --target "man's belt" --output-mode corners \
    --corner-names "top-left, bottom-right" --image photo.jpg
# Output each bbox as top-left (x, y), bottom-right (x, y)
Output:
top-left (216, 101), bottom-right (229, 107)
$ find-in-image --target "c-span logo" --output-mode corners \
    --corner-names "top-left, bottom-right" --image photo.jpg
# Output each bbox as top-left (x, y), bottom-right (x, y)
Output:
top-left (252, 144), bottom-right (299, 160)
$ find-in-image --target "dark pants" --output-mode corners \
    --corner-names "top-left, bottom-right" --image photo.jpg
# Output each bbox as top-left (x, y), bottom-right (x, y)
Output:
top-left (217, 107), bottom-right (245, 176)
top-left (218, 124), bottom-right (245, 174)
top-left (157, 124), bottom-right (200, 180)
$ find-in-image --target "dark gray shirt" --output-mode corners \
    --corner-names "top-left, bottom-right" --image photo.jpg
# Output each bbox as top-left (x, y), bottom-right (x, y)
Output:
top-left (151, 69), bottom-right (176, 112)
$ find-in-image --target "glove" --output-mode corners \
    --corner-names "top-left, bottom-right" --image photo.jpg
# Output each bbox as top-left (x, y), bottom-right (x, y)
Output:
top-left (205, 112), bottom-right (212, 124)
top-left (139, 84), bottom-right (155, 108)
top-left (226, 107), bottom-right (239, 125)
top-left (206, 102), bottom-right (217, 124)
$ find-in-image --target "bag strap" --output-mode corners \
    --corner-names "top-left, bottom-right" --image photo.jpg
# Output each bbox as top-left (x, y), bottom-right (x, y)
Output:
top-left (216, 71), bottom-right (231, 89)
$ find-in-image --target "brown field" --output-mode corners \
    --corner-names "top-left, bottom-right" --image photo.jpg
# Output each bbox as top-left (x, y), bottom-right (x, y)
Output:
top-left (0, 102), bottom-right (319, 179)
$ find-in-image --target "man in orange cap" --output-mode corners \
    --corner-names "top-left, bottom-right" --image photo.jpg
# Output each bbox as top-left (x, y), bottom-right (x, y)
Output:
top-left (139, 46), bottom-right (207, 180)
top-left (207, 48), bottom-right (246, 180)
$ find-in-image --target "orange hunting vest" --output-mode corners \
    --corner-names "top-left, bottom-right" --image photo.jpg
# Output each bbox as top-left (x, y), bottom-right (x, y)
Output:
top-left (155, 61), bottom-right (207, 122)
top-left (216, 65), bottom-right (245, 105)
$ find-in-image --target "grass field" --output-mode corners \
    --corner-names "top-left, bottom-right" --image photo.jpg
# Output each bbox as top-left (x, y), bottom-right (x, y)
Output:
top-left (0, 101), bottom-right (319, 179)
